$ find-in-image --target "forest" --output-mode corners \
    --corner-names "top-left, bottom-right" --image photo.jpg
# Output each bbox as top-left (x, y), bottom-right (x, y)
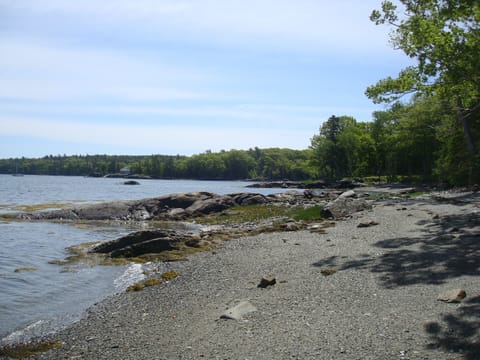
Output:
top-left (1, 1), bottom-right (479, 186)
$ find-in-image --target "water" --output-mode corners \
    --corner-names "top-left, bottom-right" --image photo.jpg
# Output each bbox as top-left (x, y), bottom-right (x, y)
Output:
top-left (0, 175), bottom-right (282, 343)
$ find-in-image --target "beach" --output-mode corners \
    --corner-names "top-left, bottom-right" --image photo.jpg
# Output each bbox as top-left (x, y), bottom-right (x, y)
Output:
top-left (10, 190), bottom-right (480, 359)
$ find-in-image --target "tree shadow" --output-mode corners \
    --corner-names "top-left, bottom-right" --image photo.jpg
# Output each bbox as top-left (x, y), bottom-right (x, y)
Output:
top-left (425, 296), bottom-right (480, 360)
top-left (312, 209), bottom-right (480, 359)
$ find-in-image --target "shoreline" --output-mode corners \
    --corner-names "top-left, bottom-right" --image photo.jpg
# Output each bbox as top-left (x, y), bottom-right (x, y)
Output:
top-left (2, 189), bottom-right (480, 359)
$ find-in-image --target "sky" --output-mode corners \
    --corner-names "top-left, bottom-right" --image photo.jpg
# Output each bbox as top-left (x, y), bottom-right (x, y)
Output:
top-left (0, 0), bottom-right (411, 158)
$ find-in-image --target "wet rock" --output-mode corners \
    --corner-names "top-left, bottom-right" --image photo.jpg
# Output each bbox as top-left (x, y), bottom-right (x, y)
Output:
top-left (437, 289), bottom-right (467, 303)
top-left (258, 275), bottom-right (276, 288)
top-left (123, 180), bottom-right (140, 185)
top-left (220, 301), bottom-right (257, 320)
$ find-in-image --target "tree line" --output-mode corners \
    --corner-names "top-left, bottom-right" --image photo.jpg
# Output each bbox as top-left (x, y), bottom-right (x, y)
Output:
top-left (0, 148), bottom-right (314, 181)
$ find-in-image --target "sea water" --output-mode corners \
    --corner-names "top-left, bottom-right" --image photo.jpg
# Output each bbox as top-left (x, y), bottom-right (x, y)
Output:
top-left (0, 175), bottom-right (281, 343)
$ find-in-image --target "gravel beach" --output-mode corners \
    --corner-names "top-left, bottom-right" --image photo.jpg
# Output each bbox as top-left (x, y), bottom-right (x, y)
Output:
top-left (17, 191), bottom-right (480, 359)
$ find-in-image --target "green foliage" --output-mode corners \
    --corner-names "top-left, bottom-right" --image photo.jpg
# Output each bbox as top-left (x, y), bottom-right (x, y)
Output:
top-left (291, 206), bottom-right (323, 222)
top-left (310, 115), bottom-right (375, 180)
top-left (366, 0), bottom-right (480, 185)
top-left (0, 148), bottom-right (314, 181)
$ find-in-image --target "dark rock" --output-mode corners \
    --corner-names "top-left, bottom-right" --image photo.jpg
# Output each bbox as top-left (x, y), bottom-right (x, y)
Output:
top-left (90, 230), bottom-right (201, 258)
top-left (246, 181), bottom-right (303, 189)
top-left (258, 275), bottom-right (276, 288)
top-left (231, 193), bottom-right (268, 205)
top-left (303, 181), bottom-right (329, 189)
top-left (320, 269), bottom-right (337, 276)
top-left (123, 180), bottom-right (140, 185)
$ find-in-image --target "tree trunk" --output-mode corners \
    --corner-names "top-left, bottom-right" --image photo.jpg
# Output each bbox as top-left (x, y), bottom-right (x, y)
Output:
top-left (457, 97), bottom-right (477, 184)
top-left (457, 97), bottom-right (476, 154)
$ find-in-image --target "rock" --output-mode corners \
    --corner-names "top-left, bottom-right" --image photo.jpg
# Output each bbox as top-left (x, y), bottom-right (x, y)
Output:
top-left (320, 269), bottom-right (337, 276)
top-left (167, 208), bottom-right (186, 218)
top-left (322, 197), bottom-right (371, 219)
top-left (220, 301), bottom-right (257, 320)
top-left (246, 181), bottom-right (303, 189)
top-left (339, 190), bottom-right (356, 199)
top-left (123, 180), bottom-right (140, 185)
top-left (398, 187), bottom-right (416, 194)
top-left (185, 196), bottom-right (234, 215)
top-left (258, 275), bottom-right (276, 288)
top-left (281, 221), bottom-right (303, 231)
top-left (303, 189), bottom-right (328, 199)
top-left (231, 193), bottom-right (268, 205)
top-left (437, 289), bottom-right (467, 303)
top-left (90, 230), bottom-right (201, 258)
top-left (357, 220), bottom-right (379, 228)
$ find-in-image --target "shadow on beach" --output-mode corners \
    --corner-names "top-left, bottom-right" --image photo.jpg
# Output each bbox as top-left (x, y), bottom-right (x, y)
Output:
top-left (312, 195), bottom-right (480, 359)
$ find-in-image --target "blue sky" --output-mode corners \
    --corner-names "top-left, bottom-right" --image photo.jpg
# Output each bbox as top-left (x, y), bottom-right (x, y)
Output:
top-left (0, 0), bottom-right (410, 158)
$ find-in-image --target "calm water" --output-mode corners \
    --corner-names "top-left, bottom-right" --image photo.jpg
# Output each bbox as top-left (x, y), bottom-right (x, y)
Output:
top-left (0, 175), bottom-right (281, 343)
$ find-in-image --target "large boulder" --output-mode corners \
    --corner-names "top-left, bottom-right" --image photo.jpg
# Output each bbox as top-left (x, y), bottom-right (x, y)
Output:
top-left (185, 196), bottom-right (235, 215)
top-left (90, 230), bottom-right (200, 258)
top-left (231, 193), bottom-right (269, 205)
top-left (322, 197), bottom-right (371, 219)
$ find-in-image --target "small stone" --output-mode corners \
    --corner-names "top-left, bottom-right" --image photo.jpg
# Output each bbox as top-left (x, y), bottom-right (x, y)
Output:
top-left (258, 275), bottom-right (276, 288)
top-left (437, 289), bottom-right (467, 303)
top-left (357, 220), bottom-right (379, 228)
top-left (320, 269), bottom-right (337, 276)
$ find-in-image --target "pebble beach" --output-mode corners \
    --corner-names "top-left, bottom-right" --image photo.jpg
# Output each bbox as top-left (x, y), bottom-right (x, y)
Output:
top-left (6, 190), bottom-right (480, 359)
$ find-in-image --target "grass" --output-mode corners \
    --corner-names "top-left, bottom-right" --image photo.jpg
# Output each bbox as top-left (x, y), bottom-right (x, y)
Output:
top-left (0, 341), bottom-right (62, 359)
top-left (403, 191), bottom-right (427, 198)
top-left (194, 204), bottom-right (323, 226)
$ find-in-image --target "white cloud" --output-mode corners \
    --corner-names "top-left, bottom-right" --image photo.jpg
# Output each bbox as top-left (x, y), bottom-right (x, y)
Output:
top-left (0, 38), bottom-right (208, 101)
top-left (4, 0), bottom-right (393, 54)
top-left (0, 116), bottom-right (312, 153)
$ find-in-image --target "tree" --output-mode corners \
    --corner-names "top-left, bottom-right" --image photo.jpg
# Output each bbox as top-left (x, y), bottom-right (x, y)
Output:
top-left (366, 0), bottom-right (480, 183)
top-left (310, 115), bottom-right (358, 180)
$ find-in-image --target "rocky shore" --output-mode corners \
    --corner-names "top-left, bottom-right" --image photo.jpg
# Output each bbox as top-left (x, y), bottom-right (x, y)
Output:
top-left (1, 187), bottom-right (479, 359)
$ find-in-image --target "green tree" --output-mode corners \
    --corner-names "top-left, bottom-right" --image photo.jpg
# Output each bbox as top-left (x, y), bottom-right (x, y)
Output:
top-left (367, 0), bottom-right (480, 183)
top-left (310, 115), bottom-right (357, 180)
